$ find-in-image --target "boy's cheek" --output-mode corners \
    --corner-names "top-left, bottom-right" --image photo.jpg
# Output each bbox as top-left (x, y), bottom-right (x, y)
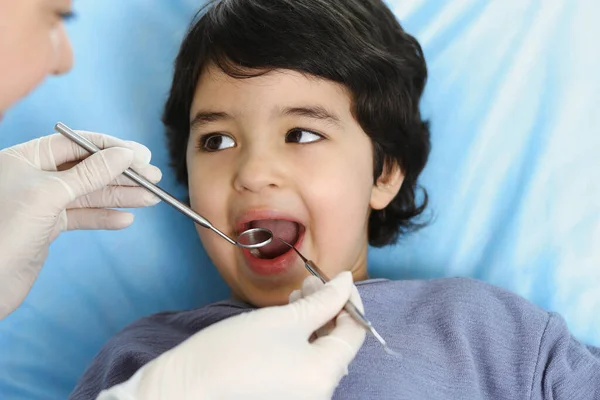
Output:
top-left (188, 183), bottom-right (226, 223)
top-left (312, 192), bottom-right (371, 277)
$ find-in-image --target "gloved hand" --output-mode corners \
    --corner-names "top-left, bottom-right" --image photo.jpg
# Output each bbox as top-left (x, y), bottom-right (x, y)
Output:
top-left (97, 271), bottom-right (366, 400)
top-left (289, 274), bottom-right (361, 340)
top-left (0, 132), bottom-right (161, 320)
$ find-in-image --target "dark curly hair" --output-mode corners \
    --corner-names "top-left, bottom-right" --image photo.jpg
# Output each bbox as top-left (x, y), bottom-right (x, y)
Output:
top-left (163, 0), bottom-right (431, 247)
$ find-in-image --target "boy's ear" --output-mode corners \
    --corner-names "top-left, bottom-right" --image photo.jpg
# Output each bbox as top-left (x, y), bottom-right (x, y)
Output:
top-left (370, 161), bottom-right (404, 210)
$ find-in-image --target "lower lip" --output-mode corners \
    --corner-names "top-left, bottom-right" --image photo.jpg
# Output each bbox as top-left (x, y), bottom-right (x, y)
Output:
top-left (241, 233), bottom-right (305, 276)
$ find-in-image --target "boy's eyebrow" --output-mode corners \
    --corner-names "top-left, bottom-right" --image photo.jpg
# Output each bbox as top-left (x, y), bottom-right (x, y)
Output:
top-left (280, 106), bottom-right (342, 127)
top-left (190, 111), bottom-right (232, 130)
top-left (190, 106), bottom-right (343, 130)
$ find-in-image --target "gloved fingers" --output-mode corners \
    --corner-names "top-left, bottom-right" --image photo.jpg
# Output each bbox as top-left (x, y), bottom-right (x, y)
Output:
top-left (68, 186), bottom-right (161, 209)
top-left (291, 271), bottom-right (354, 337)
top-left (289, 280), bottom-right (335, 338)
top-left (287, 283), bottom-right (331, 340)
top-left (310, 309), bottom-right (366, 381)
top-left (300, 276), bottom-right (334, 338)
top-left (301, 275), bottom-right (324, 296)
top-left (289, 275), bottom-right (324, 303)
top-left (109, 163), bottom-right (162, 186)
top-left (331, 284), bottom-right (364, 336)
top-left (46, 131), bottom-right (152, 170)
top-left (57, 147), bottom-right (134, 203)
top-left (58, 159), bottom-right (162, 186)
top-left (289, 289), bottom-right (302, 303)
top-left (0, 261), bottom-right (41, 320)
top-left (65, 208), bottom-right (135, 231)
top-left (312, 285), bottom-right (366, 367)
top-left (315, 320), bottom-right (336, 339)
top-left (347, 281), bottom-right (364, 312)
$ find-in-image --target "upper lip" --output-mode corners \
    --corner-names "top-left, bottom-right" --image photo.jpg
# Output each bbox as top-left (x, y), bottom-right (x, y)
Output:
top-left (234, 208), bottom-right (306, 235)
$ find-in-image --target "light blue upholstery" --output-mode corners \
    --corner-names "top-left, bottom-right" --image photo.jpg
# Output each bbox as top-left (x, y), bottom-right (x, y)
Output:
top-left (0, 1), bottom-right (598, 398)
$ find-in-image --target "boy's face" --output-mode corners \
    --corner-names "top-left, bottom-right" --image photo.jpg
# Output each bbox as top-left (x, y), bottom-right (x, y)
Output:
top-left (187, 65), bottom-right (401, 307)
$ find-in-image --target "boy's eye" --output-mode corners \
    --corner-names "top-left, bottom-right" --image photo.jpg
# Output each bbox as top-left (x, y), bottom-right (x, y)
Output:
top-left (285, 128), bottom-right (324, 144)
top-left (200, 134), bottom-right (236, 152)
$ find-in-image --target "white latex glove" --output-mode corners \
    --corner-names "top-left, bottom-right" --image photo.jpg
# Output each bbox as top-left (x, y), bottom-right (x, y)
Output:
top-left (288, 274), bottom-right (363, 340)
top-left (98, 271), bottom-right (366, 400)
top-left (0, 132), bottom-right (162, 319)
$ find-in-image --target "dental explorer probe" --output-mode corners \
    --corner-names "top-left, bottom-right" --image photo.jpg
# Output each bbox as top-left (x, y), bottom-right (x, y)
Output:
top-left (278, 239), bottom-right (400, 356)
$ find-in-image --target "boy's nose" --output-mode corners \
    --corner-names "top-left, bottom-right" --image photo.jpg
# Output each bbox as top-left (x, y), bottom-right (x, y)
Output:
top-left (233, 146), bottom-right (283, 194)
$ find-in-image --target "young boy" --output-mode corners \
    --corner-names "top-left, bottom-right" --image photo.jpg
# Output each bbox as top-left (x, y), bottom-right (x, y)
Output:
top-left (70, 0), bottom-right (600, 398)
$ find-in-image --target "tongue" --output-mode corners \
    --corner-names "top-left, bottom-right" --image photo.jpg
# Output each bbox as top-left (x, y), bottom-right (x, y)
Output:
top-left (250, 220), bottom-right (299, 259)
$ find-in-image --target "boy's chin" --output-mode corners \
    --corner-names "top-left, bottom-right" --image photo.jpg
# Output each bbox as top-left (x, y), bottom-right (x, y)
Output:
top-left (231, 292), bottom-right (289, 308)
top-left (230, 278), bottom-right (307, 308)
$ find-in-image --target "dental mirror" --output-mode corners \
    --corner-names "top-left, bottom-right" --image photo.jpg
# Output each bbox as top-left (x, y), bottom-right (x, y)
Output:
top-left (237, 228), bottom-right (274, 249)
top-left (54, 122), bottom-right (273, 250)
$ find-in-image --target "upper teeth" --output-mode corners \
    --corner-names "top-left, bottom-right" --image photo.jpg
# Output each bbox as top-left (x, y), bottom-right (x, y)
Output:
top-left (250, 248), bottom-right (261, 257)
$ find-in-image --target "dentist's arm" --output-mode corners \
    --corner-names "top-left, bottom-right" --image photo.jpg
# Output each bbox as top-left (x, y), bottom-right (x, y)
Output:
top-left (98, 272), bottom-right (366, 400)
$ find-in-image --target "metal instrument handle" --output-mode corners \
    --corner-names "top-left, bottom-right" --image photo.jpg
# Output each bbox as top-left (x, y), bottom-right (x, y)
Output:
top-left (54, 122), bottom-right (236, 245)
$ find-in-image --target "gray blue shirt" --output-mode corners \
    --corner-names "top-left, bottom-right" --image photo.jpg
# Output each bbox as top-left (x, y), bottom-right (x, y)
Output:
top-left (70, 278), bottom-right (600, 399)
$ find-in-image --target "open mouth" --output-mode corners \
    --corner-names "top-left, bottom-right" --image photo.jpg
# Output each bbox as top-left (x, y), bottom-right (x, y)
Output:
top-left (242, 219), bottom-right (305, 259)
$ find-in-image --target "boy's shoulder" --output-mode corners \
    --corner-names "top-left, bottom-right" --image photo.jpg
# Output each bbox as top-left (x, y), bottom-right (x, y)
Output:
top-left (357, 277), bottom-right (551, 331)
top-left (359, 275), bottom-right (546, 305)
top-left (340, 278), bottom-right (599, 400)
top-left (114, 298), bottom-right (254, 348)
top-left (69, 299), bottom-right (254, 399)
top-left (361, 274), bottom-right (526, 292)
